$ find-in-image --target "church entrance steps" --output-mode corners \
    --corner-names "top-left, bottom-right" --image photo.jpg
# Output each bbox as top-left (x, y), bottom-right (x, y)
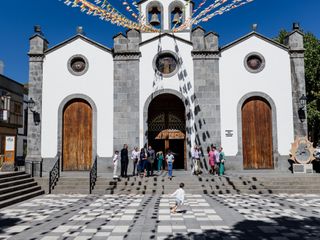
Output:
top-left (227, 173), bottom-right (320, 194)
top-left (0, 172), bottom-right (44, 208)
top-left (92, 174), bottom-right (271, 195)
top-left (33, 171), bottom-right (320, 195)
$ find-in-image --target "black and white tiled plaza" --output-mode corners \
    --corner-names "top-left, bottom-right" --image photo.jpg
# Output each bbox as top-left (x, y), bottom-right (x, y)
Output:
top-left (0, 193), bottom-right (320, 240)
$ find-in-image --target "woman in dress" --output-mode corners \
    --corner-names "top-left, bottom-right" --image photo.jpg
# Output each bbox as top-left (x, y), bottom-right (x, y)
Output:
top-left (208, 146), bottom-right (215, 174)
top-left (157, 151), bottom-right (164, 172)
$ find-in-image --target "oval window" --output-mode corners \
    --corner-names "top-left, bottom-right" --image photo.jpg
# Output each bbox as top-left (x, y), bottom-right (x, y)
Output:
top-left (154, 52), bottom-right (179, 77)
top-left (68, 55), bottom-right (89, 76)
top-left (244, 52), bottom-right (265, 73)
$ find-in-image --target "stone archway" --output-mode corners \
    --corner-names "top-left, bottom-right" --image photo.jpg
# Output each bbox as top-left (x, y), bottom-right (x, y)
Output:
top-left (242, 97), bottom-right (273, 169)
top-left (147, 93), bottom-right (186, 170)
top-left (237, 92), bottom-right (279, 168)
top-left (62, 99), bottom-right (92, 171)
top-left (57, 94), bottom-right (97, 171)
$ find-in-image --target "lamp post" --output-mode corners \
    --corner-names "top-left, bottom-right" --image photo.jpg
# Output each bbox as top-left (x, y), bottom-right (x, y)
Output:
top-left (298, 94), bottom-right (307, 122)
top-left (27, 98), bottom-right (40, 125)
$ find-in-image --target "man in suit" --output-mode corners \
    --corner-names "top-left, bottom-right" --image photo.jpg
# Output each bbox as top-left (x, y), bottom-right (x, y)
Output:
top-left (121, 144), bottom-right (129, 177)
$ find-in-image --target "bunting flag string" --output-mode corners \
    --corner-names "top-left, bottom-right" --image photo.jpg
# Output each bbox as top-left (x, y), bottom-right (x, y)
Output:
top-left (62, 0), bottom-right (159, 32)
top-left (173, 0), bottom-right (254, 32)
top-left (61, 0), bottom-right (255, 33)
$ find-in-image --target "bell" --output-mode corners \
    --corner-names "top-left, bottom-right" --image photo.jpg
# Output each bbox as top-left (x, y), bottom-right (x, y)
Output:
top-left (150, 13), bottom-right (160, 26)
top-left (172, 12), bottom-right (181, 24)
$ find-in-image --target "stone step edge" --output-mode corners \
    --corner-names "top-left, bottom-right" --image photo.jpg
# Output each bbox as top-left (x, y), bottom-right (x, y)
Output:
top-left (0, 181), bottom-right (38, 195)
top-left (0, 189), bottom-right (44, 209)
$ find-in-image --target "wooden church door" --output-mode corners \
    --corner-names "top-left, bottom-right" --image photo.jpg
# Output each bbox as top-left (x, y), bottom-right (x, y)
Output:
top-left (63, 99), bottom-right (92, 171)
top-left (242, 97), bottom-right (273, 169)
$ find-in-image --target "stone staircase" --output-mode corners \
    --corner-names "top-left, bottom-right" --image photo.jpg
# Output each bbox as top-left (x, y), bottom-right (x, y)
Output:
top-left (0, 172), bottom-right (44, 208)
top-left (255, 175), bottom-right (320, 194)
top-left (35, 171), bottom-right (320, 195)
top-left (49, 177), bottom-right (90, 194)
top-left (92, 172), bottom-right (272, 195)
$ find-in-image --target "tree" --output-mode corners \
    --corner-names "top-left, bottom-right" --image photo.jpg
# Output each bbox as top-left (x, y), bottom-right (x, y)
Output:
top-left (275, 29), bottom-right (320, 145)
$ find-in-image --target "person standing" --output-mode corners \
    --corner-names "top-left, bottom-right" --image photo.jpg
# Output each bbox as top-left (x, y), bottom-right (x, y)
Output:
top-left (192, 146), bottom-right (201, 175)
top-left (120, 144), bottom-right (129, 177)
top-left (208, 146), bottom-right (215, 174)
top-left (219, 147), bottom-right (225, 176)
top-left (112, 150), bottom-right (119, 179)
top-left (157, 151), bottom-right (164, 172)
top-left (212, 146), bottom-right (220, 175)
top-left (131, 147), bottom-right (140, 176)
top-left (139, 148), bottom-right (147, 177)
top-left (166, 150), bottom-right (175, 180)
top-left (147, 145), bottom-right (155, 176)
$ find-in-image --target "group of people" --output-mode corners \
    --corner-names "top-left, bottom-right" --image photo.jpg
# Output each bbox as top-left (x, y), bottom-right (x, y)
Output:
top-left (113, 143), bottom-right (226, 179)
top-left (112, 144), bottom-right (175, 179)
top-left (192, 145), bottom-right (225, 176)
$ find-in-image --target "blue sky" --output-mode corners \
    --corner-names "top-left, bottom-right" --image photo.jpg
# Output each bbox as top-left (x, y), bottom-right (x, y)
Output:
top-left (0, 0), bottom-right (320, 84)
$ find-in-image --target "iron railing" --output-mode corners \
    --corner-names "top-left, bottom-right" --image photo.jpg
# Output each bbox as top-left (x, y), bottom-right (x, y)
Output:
top-left (89, 156), bottom-right (97, 194)
top-left (49, 155), bottom-right (60, 194)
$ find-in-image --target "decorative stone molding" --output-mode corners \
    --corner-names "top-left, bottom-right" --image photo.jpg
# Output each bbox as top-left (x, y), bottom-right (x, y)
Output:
top-left (28, 55), bottom-right (45, 62)
top-left (113, 52), bottom-right (141, 60)
top-left (191, 51), bottom-right (220, 59)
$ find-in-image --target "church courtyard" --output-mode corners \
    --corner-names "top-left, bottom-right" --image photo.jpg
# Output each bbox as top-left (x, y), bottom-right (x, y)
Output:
top-left (0, 192), bottom-right (319, 240)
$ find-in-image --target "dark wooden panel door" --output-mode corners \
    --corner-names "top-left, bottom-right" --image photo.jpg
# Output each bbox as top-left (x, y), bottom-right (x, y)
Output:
top-left (242, 98), bottom-right (273, 169)
top-left (63, 100), bottom-right (92, 171)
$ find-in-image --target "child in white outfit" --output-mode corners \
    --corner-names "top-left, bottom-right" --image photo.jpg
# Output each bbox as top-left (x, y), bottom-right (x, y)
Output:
top-left (113, 150), bottom-right (119, 178)
top-left (170, 183), bottom-right (185, 213)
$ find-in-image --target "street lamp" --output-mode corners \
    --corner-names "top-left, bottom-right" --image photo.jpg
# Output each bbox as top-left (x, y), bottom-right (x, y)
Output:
top-left (27, 98), bottom-right (40, 125)
top-left (299, 94), bottom-right (307, 110)
top-left (298, 94), bottom-right (307, 122)
top-left (27, 98), bottom-right (35, 110)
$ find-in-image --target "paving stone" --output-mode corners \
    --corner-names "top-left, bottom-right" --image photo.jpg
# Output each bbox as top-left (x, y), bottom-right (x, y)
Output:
top-left (0, 193), bottom-right (320, 239)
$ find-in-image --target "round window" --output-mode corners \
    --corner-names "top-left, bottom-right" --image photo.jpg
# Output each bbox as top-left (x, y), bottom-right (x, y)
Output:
top-left (153, 51), bottom-right (179, 77)
top-left (68, 55), bottom-right (89, 76)
top-left (244, 52), bottom-right (265, 73)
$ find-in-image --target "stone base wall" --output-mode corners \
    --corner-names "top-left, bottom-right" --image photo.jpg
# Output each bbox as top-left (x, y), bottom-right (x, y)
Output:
top-left (225, 155), bottom-right (292, 172)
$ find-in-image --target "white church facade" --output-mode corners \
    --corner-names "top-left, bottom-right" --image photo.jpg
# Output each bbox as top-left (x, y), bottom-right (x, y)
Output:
top-left (26, 0), bottom-right (307, 175)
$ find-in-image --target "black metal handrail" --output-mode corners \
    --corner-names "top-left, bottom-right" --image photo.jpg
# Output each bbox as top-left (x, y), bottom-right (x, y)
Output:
top-left (49, 155), bottom-right (60, 194)
top-left (89, 156), bottom-right (97, 194)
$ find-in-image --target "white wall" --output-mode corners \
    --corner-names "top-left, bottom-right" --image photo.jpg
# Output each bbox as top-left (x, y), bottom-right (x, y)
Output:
top-left (220, 35), bottom-right (294, 156)
top-left (42, 38), bottom-right (114, 158)
top-left (139, 35), bottom-right (194, 147)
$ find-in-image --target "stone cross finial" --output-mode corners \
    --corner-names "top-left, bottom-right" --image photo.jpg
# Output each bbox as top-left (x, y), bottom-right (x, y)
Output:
top-left (252, 24), bottom-right (258, 32)
top-left (34, 25), bottom-right (41, 33)
top-left (293, 22), bottom-right (300, 30)
top-left (77, 26), bottom-right (85, 35)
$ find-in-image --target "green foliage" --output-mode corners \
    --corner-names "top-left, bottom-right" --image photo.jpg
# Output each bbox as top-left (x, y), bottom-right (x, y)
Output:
top-left (275, 29), bottom-right (320, 143)
top-left (304, 32), bottom-right (320, 143)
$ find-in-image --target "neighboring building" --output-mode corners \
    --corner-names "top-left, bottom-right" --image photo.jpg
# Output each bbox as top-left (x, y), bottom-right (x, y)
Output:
top-left (16, 85), bottom-right (28, 165)
top-left (26, 0), bottom-right (307, 176)
top-left (0, 71), bottom-right (24, 171)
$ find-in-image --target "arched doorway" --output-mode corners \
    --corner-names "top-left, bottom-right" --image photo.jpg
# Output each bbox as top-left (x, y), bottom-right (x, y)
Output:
top-left (242, 97), bottom-right (273, 169)
top-left (148, 94), bottom-right (186, 169)
top-left (62, 99), bottom-right (92, 171)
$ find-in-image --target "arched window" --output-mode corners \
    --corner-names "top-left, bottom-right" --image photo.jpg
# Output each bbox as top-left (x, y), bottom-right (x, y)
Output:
top-left (169, 1), bottom-right (185, 30)
top-left (146, 1), bottom-right (163, 30)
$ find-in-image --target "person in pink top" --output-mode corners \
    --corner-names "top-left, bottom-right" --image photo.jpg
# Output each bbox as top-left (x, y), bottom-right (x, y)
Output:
top-left (208, 146), bottom-right (215, 174)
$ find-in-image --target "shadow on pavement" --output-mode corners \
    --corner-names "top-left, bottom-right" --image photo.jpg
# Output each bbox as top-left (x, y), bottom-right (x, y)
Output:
top-left (162, 216), bottom-right (320, 240)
